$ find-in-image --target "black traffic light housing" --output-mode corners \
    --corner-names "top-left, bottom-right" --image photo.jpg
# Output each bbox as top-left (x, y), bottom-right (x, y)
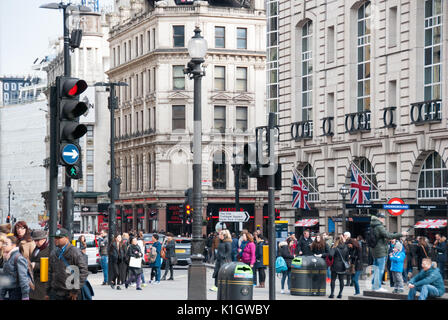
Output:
top-left (108, 177), bottom-right (122, 200)
top-left (6, 215), bottom-right (10, 223)
top-left (242, 142), bottom-right (259, 178)
top-left (70, 29), bottom-right (83, 49)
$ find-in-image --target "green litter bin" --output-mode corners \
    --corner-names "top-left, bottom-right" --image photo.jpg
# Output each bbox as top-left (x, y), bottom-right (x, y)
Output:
top-left (290, 256), bottom-right (326, 296)
top-left (217, 262), bottom-right (253, 300)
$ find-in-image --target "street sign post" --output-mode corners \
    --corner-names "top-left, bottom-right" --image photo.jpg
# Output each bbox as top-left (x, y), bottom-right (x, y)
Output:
top-left (219, 211), bottom-right (250, 223)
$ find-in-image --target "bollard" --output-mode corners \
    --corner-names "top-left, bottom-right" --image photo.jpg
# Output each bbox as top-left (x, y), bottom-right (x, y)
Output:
top-left (40, 257), bottom-right (49, 282)
top-left (263, 245), bottom-right (269, 266)
top-left (72, 240), bottom-right (77, 247)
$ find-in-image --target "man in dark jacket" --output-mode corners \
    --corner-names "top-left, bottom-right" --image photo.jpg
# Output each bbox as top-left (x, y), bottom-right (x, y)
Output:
top-left (408, 258), bottom-right (445, 300)
top-left (295, 229), bottom-right (313, 256)
top-left (370, 213), bottom-right (407, 292)
top-left (97, 230), bottom-right (109, 285)
top-left (30, 230), bottom-right (50, 300)
top-left (162, 233), bottom-right (176, 281)
top-left (433, 234), bottom-right (446, 279)
top-left (46, 228), bottom-right (89, 300)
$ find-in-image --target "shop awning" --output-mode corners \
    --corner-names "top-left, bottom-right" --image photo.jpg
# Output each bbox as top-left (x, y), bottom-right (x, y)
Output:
top-left (294, 219), bottom-right (319, 227)
top-left (414, 219), bottom-right (447, 229)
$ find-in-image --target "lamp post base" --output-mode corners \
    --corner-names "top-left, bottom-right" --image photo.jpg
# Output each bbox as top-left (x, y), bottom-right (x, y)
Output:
top-left (187, 254), bottom-right (207, 300)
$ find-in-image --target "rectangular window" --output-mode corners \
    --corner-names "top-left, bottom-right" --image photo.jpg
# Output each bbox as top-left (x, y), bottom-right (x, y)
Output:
top-left (236, 107), bottom-right (248, 132)
top-left (135, 74), bottom-right (139, 97)
top-left (327, 26), bottom-right (335, 63)
top-left (86, 150), bottom-right (94, 165)
top-left (173, 65), bottom-right (185, 90)
top-left (215, 26), bottom-right (225, 48)
top-left (147, 30), bottom-right (151, 52)
top-left (86, 175), bottom-right (94, 192)
top-left (136, 112), bottom-right (139, 132)
top-left (153, 67), bottom-right (157, 91)
top-left (173, 26), bottom-right (185, 47)
top-left (389, 162), bottom-right (398, 184)
top-left (153, 28), bottom-right (156, 49)
top-left (113, 48), bottom-right (116, 67)
top-left (389, 80), bottom-right (397, 107)
top-left (237, 28), bottom-right (247, 49)
top-left (236, 67), bottom-right (248, 91)
top-left (124, 42), bottom-right (127, 62)
top-left (214, 106), bottom-right (226, 133)
top-left (172, 105), bottom-right (185, 130)
top-left (327, 92), bottom-right (335, 116)
top-left (128, 40), bottom-right (131, 60)
top-left (140, 34), bottom-right (143, 55)
top-left (135, 36), bottom-right (139, 57)
top-left (214, 66), bottom-right (226, 91)
top-left (148, 70), bottom-right (151, 93)
top-left (327, 167), bottom-right (335, 187)
top-left (389, 6), bottom-right (398, 47)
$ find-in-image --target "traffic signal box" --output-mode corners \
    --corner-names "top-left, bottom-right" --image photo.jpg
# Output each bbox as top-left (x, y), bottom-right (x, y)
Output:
top-left (184, 188), bottom-right (193, 224)
top-left (108, 177), bottom-right (122, 200)
top-left (56, 76), bottom-right (88, 179)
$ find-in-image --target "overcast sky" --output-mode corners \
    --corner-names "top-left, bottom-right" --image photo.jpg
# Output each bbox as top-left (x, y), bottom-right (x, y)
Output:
top-left (0, 0), bottom-right (64, 76)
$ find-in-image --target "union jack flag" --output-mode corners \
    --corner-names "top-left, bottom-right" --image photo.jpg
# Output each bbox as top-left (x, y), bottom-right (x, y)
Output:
top-left (350, 165), bottom-right (370, 204)
top-left (292, 170), bottom-right (311, 210)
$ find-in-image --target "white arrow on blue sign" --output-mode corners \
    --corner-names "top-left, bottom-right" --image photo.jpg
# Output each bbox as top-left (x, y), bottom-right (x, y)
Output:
top-left (61, 144), bottom-right (80, 165)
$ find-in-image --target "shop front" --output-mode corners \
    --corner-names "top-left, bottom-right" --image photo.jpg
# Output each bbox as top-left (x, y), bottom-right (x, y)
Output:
top-left (294, 208), bottom-right (319, 237)
top-left (414, 205), bottom-right (447, 243)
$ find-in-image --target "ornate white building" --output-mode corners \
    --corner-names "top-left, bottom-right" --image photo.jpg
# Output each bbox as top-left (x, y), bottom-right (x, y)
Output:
top-left (107, 0), bottom-right (269, 235)
top-left (276, 0), bottom-right (448, 241)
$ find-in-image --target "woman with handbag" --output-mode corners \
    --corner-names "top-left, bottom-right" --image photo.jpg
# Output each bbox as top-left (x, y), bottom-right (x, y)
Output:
top-left (328, 235), bottom-right (349, 299)
top-left (210, 230), bottom-right (232, 292)
top-left (347, 238), bottom-right (363, 295)
top-left (124, 237), bottom-right (144, 290)
top-left (109, 234), bottom-right (124, 290)
top-left (162, 233), bottom-right (176, 281)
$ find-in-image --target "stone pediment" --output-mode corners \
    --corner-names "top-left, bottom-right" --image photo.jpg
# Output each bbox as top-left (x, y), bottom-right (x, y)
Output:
top-left (233, 93), bottom-right (253, 102)
top-left (167, 92), bottom-right (190, 100)
top-left (211, 93), bottom-right (232, 101)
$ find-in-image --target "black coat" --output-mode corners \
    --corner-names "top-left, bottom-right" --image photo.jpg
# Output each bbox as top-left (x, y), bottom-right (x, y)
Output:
top-left (279, 243), bottom-right (294, 269)
top-left (213, 240), bottom-right (232, 279)
top-left (254, 240), bottom-right (266, 269)
top-left (164, 240), bottom-right (176, 259)
top-left (30, 241), bottom-right (50, 300)
top-left (296, 236), bottom-right (313, 256)
top-left (329, 244), bottom-right (349, 274)
top-left (126, 244), bottom-right (143, 276)
top-left (348, 242), bottom-right (363, 272)
top-left (311, 243), bottom-right (329, 257)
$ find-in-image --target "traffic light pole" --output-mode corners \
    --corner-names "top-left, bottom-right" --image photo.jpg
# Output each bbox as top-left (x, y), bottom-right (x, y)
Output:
top-left (108, 85), bottom-right (117, 241)
top-left (267, 112), bottom-right (276, 301)
top-left (49, 86), bottom-right (59, 253)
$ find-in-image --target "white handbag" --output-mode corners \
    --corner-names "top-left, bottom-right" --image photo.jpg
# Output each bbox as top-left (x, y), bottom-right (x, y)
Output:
top-left (129, 256), bottom-right (142, 268)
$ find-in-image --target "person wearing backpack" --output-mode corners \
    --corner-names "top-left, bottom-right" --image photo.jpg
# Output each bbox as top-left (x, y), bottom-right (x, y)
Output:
top-left (368, 212), bottom-right (407, 292)
top-left (149, 234), bottom-right (162, 284)
top-left (279, 238), bottom-right (294, 294)
top-left (0, 235), bottom-right (31, 300)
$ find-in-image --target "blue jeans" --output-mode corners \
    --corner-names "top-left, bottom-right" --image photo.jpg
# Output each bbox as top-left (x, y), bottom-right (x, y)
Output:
top-left (372, 256), bottom-right (386, 290)
top-left (281, 269), bottom-right (291, 290)
top-left (353, 270), bottom-right (361, 294)
top-left (326, 266), bottom-right (331, 279)
top-left (408, 284), bottom-right (440, 300)
top-left (100, 256), bottom-right (108, 283)
top-left (152, 267), bottom-right (161, 282)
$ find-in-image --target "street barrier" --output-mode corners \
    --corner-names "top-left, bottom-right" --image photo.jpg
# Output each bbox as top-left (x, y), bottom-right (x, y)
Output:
top-left (290, 256), bottom-right (326, 296)
top-left (217, 262), bottom-right (253, 300)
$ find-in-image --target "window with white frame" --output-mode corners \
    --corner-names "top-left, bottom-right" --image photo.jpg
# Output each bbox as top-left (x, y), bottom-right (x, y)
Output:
top-left (357, 1), bottom-right (371, 112)
top-left (173, 65), bottom-right (185, 90)
top-left (301, 20), bottom-right (313, 124)
top-left (418, 152), bottom-right (448, 199)
top-left (236, 106), bottom-right (248, 132)
top-left (214, 66), bottom-right (226, 91)
top-left (267, 0), bottom-right (279, 122)
top-left (236, 67), bottom-right (248, 92)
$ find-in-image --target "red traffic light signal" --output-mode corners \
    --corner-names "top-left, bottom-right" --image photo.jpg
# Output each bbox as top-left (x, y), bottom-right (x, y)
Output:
top-left (62, 78), bottom-right (87, 97)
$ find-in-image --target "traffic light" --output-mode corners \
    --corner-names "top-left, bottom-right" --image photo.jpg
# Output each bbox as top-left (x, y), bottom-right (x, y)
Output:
top-left (56, 76), bottom-right (88, 179)
top-left (108, 177), bottom-right (122, 200)
top-left (242, 142), bottom-right (259, 177)
top-left (6, 215), bottom-right (10, 223)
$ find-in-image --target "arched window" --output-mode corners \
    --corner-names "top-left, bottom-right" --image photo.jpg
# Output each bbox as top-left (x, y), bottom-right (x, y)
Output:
top-left (213, 151), bottom-right (226, 189)
top-left (353, 157), bottom-right (379, 200)
top-left (418, 152), bottom-right (448, 199)
top-left (357, 1), bottom-right (371, 111)
top-left (424, 0), bottom-right (443, 102)
top-left (301, 20), bottom-right (313, 123)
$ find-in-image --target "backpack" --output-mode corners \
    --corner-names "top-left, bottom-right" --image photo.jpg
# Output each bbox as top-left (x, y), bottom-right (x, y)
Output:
top-left (365, 225), bottom-right (378, 248)
top-left (149, 246), bottom-right (157, 264)
top-left (275, 256), bottom-right (288, 273)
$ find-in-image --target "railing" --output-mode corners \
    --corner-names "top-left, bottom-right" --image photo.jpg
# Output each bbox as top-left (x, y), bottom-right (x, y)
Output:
top-left (417, 187), bottom-right (446, 200)
top-left (321, 117), bottom-right (334, 136)
top-left (290, 120), bottom-right (313, 141)
top-left (382, 107), bottom-right (396, 128)
top-left (410, 99), bottom-right (442, 125)
top-left (345, 110), bottom-right (371, 133)
top-left (308, 192), bottom-right (320, 203)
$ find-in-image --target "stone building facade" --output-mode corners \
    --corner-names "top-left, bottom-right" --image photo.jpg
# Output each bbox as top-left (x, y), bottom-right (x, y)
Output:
top-left (277, 0), bottom-right (448, 241)
top-left (107, 0), bottom-right (269, 235)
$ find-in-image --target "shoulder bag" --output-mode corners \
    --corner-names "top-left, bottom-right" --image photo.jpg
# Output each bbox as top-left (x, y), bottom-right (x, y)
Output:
top-left (337, 248), bottom-right (350, 270)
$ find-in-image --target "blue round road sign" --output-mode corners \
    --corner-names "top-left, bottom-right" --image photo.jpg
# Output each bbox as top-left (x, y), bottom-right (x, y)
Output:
top-left (61, 144), bottom-right (80, 165)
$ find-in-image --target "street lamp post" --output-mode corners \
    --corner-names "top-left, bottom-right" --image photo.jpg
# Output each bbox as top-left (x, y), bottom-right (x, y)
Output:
top-left (339, 185), bottom-right (349, 233)
top-left (184, 26), bottom-right (207, 300)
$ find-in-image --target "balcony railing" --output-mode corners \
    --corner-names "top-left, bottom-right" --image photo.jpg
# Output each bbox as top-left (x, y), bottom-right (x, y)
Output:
top-left (308, 192), bottom-right (320, 203)
top-left (345, 111), bottom-right (371, 133)
top-left (417, 187), bottom-right (446, 200)
top-left (382, 107), bottom-right (396, 128)
top-left (410, 99), bottom-right (442, 125)
top-left (321, 117), bottom-right (334, 136)
top-left (290, 120), bottom-right (313, 141)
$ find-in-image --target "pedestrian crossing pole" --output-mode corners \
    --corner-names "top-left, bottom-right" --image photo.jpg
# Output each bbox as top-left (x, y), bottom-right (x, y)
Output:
top-left (267, 112), bottom-right (276, 300)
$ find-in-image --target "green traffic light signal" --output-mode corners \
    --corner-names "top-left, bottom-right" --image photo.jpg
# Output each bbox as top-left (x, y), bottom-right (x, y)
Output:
top-left (66, 165), bottom-right (82, 179)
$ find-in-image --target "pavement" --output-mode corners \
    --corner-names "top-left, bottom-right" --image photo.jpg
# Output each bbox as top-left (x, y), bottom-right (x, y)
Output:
top-left (87, 264), bottom-right (393, 300)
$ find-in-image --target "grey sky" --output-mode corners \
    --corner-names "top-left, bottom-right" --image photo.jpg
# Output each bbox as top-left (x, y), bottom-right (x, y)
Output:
top-left (0, 1), bottom-right (89, 76)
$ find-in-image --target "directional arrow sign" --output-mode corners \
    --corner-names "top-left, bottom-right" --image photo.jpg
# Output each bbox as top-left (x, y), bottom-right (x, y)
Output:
top-left (219, 211), bottom-right (250, 223)
top-left (61, 143), bottom-right (80, 165)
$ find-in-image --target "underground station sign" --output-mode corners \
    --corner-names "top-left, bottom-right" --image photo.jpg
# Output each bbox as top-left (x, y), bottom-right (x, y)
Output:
top-left (346, 198), bottom-right (447, 215)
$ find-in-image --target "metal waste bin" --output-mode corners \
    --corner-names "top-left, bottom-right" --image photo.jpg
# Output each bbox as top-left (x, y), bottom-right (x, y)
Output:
top-left (217, 262), bottom-right (253, 300)
top-left (290, 256), bottom-right (326, 296)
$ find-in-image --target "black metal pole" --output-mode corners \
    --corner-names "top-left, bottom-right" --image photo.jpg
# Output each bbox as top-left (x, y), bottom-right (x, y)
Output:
top-left (108, 85), bottom-right (117, 240)
top-left (342, 195), bottom-right (347, 233)
top-left (49, 86), bottom-right (59, 253)
top-left (232, 162), bottom-right (241, 233)
top-left (267, 112), bottom-right (276, 301)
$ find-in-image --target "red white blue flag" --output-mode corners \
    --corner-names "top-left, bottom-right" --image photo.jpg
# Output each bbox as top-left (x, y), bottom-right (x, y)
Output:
top-left (350, 165), bottom-right (371, 204)
top-left (292, 170), bottom-right (311, 210)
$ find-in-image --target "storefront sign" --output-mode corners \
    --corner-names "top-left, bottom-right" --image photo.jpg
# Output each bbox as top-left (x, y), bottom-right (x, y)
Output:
top-left (385, 198), bottom-right (408, 216)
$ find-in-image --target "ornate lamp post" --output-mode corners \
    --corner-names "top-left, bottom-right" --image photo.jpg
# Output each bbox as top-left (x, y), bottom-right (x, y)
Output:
top-left (339, 184), bottom-right (349, 233)
top-left (184, 26), bottom-right (207, 300)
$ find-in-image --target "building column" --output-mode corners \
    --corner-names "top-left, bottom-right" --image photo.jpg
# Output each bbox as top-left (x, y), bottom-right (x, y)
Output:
top-left (132, 204), bottom-right (137, 232)
top-left (158, 203), bottom-right (167, 233)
